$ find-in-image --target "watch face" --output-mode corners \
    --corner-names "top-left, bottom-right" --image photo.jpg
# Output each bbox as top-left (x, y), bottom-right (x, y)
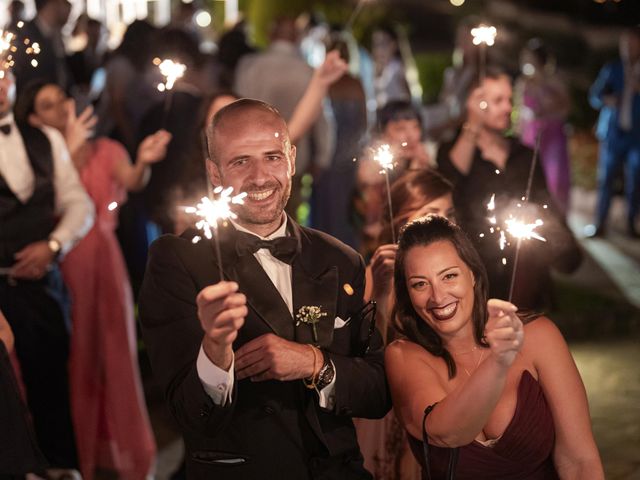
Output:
top-left (317, 362), bottom-right (335, 389)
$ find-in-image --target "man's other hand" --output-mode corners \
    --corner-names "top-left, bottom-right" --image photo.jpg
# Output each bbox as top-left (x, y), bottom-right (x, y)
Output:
top-left (235, 333), bottom-right (319, 382)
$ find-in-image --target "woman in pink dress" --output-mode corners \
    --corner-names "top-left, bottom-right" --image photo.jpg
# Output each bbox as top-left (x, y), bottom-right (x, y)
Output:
top-left (515, 39), bottom-right (572, 216)
top-left (15, 80), bottom-right (171, 480)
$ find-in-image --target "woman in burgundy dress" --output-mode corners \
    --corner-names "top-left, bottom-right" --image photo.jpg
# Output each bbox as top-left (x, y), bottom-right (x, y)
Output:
top-left (385, 216), bottom-right (603, 479)
top-left (15, 81), bottom-right (171, 480)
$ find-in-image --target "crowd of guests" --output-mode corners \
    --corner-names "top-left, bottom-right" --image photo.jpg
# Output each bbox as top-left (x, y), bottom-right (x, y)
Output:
top-left (1, 2), bottom-right (638, 479)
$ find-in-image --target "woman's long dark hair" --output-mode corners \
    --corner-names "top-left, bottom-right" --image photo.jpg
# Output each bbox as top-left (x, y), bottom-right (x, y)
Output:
top-left (393, 215), bottom-right (489, 378)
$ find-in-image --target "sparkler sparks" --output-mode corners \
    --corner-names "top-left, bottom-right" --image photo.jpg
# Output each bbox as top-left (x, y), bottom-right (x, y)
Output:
top-left (154, 58), bottom-right (186, 92)
top-left (185, 187), bottom-right (247, 240)
top-left (185, 187), bottom-right (247, 280)
top-left (471, 24), bottom-right (497, 85)
top-left (471, 24), bottom-right (497, 46)
top-left (372, 144), bottom-right (397, 243)
top-left (373, 143), bottom-right (395, 173)
top-left (504, 218), bottom-right (546, 242)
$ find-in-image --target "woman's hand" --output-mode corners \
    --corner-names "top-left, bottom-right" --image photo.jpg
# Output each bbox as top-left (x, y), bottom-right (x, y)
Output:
top-left (312, 50), bottom-right (348, 88)
top-left (136, 129), bottom-right (172, 165)
top-left (484, 299), bottom-right (524, 368)
top-left (64, 99), bottom-right (97, 156)
top-left (370, 244), bottom-right (398, 300)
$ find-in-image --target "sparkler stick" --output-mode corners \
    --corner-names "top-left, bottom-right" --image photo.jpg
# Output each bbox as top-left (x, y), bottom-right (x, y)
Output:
top-left (185, 187), bottom-right (247, 280)
top-left (345, 0), bottom-right (370, 31)
top-left (507, 132), bottom-right (542, 303)
top-left (373, 144), bottom-right (397, 244)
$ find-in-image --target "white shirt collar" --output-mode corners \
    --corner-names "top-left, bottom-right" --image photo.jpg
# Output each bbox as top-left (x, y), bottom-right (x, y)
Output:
top-left (230, 213), bottom-right (288, 240)
top-left (0, 112), bottom-right (15, 127)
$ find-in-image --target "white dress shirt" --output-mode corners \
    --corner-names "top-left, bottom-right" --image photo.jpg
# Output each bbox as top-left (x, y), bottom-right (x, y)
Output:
top-left (0, 114), bottom-right (94, 255)
top-left (197, 215), bottom-right (337, 409)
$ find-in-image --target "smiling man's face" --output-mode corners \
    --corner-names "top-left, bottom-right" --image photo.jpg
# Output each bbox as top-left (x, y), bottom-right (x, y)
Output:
top-left (207, 107), bottom-right (296, 236)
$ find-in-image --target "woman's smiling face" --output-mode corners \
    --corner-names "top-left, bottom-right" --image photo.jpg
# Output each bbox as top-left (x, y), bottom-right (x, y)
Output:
top-left (404, 240), bottom-right (475, 340)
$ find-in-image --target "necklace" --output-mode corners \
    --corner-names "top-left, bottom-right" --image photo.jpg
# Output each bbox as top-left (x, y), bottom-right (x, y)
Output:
top-left (458, 348), bottom-right (485, 377)
top-left (451, 345), bottom-right (478, 356)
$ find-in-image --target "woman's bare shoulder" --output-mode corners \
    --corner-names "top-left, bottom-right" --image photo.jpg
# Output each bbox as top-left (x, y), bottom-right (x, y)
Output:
top-left (386, 338), bottom-right (439, 366)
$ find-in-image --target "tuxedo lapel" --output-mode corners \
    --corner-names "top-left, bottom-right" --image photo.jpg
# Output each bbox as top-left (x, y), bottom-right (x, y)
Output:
top-left (290, 222), bottom-right (338, 349)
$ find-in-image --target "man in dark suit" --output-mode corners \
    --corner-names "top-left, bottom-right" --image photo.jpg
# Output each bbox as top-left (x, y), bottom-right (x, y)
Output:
top-left (588, 26), bottom-right (640, 238)
top-left (139, 99), bottom-right (389, 479)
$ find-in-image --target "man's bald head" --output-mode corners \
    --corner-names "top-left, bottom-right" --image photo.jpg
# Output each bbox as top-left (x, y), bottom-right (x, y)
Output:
top-left (206, 98), bottom-right (291, 165)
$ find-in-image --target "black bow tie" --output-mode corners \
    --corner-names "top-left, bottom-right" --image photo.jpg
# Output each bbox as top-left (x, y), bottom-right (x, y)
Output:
top-left (235, 231), bottom-right (299, 265)
top-left (0, 124), bottom-right (11, 135)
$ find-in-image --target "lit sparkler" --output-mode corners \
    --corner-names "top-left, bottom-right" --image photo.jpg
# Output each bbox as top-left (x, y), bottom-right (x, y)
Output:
top-left (471, 25), bottom-right (497, 47)
top-left (154, 57), bottom-right (187, 128)
top-left (373, 143), bottom-right (397, 244)
top-left (471, 24), bottom-right (497, 84)
top-left (185, 186), bottom-right (247, 279)
top-left (504, 217), bottom-right (546, 243)
top-left (507, 132), bottom-right (542, 302)
top-left (154, 58), bottom-right (186, 92)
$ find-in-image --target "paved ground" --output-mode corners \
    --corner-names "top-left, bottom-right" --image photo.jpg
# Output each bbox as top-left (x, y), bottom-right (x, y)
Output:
top-left (143, 187), bottom-right (640, 479)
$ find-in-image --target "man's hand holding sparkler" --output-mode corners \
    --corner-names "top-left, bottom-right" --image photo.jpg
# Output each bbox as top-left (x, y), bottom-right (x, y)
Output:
top-left (197, 281), bottom-right (247, 370)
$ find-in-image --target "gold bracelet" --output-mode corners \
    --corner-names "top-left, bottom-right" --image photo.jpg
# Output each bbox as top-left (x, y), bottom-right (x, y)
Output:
top-left (303, 344), bottom-right (320, 390)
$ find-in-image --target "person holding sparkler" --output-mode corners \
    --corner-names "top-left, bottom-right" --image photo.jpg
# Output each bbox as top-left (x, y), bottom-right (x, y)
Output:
top-left (139, 99), bottom-right (389, 480)
top-left (355, 100), bottom-right (431, 258)
top-left (355, 169), bottom-right (454, 480)
top-left (15, 79), bottom-right (170, 480)
top-left (386, 215), bottom-right (604, 480)
top-left (0, 68), bottom-right (93, 476)
top-left (437, 69), bottom-right (581, 310)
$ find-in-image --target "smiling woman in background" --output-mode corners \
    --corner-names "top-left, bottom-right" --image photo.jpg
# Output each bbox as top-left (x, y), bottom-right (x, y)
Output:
top-left (385, 216), bottom-right (603, 479)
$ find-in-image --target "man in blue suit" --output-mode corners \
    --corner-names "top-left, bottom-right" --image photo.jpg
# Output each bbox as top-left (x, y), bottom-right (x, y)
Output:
top-left (588, 26), bottom-right (640, 238)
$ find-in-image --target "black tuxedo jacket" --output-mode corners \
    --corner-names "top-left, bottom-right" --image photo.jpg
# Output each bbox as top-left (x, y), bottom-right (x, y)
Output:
top-left (139, 218), bottom-right (390, 479)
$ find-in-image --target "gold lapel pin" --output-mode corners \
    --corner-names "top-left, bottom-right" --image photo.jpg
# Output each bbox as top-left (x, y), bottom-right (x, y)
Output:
top-left (343, 283), bottom-right (354, 296)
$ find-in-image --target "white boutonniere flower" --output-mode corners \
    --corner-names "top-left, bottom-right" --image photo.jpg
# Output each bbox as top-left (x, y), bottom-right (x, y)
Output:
top-left (295, 306), bottom-right (327, 344)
